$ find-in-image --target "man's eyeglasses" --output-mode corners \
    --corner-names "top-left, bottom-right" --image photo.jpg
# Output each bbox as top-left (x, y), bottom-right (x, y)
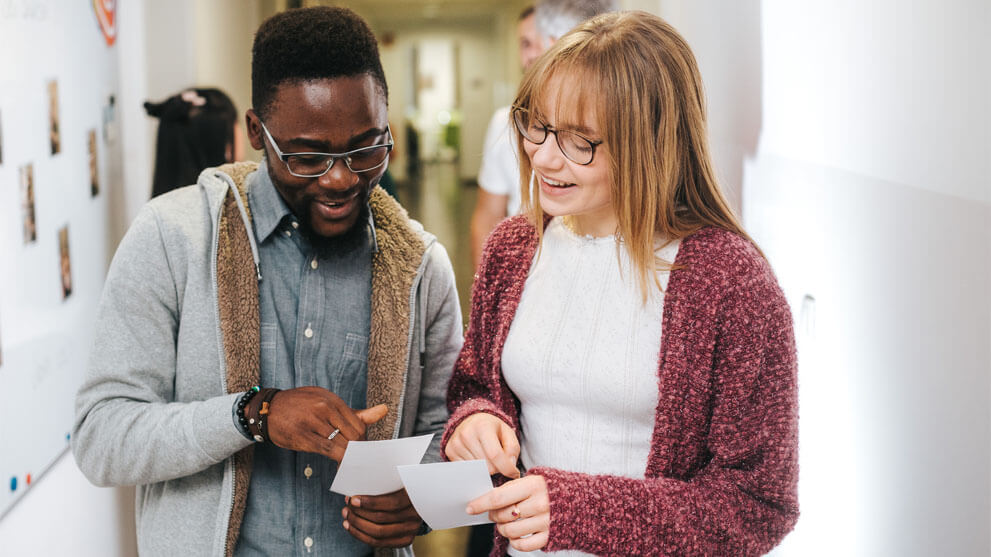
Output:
top-left (259, 121), bottom-right (393, 178)
top-left (512, 107), bottom-right (602, 165)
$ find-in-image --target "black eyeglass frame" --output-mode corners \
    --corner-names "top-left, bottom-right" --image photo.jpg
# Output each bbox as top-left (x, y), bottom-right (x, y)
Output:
top-left (511, 106), bottom-right (603, 165)
top-left (259, 120), bottom-right (394, 177)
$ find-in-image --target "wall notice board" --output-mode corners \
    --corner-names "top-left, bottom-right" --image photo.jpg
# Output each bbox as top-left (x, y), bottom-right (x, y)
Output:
top-left (0, 0), bottom-right (121, 519)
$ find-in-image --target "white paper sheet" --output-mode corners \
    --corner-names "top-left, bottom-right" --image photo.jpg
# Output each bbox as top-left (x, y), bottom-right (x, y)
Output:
top-left (397, 460), bottom-right (495, 530)
top-left (329, 434), bottom-right (433, 496)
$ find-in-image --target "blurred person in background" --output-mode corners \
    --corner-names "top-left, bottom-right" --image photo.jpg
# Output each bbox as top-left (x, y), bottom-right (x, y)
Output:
top-left (470, 0), bottom-right (617, 270)
top-left (144, 87), bottom-right (241, 198)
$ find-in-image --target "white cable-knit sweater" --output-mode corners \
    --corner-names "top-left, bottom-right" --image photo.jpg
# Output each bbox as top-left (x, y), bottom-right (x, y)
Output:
top-left (501, 218), bottom-right (679, 556)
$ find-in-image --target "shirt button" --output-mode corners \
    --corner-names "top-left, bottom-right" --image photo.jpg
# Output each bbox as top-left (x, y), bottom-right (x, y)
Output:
top-left (304, 465), bottom-right (313, 479)
top-left (291, 221), bottom-right (299, 229)
top-left (304, 327), bottom-right (314, 339)
top-left (310, 259), bottom-right (318, 270)
top-left (284, 229), bottom-right (292, 237)
top-left (304, 536), bottom-right (313, 550)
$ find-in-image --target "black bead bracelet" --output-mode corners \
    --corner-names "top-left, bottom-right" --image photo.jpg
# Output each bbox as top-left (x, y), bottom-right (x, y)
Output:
top-left (236, 386), bottom-right (261, 441)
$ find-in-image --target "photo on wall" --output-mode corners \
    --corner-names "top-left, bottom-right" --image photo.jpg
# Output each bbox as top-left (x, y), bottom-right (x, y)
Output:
top-left (58, 225), bottom-right (72, 299)
top-left (20, 164), bottom-right (37, 243)
top-left (88, 129), bottom-right (99, 196)
top-left (48, 80), bottom-right (60, 155)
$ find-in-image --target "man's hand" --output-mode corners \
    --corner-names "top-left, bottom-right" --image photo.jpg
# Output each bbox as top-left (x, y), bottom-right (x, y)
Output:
top-left (263, 386), bottom-right (387, 462)
top-left (342, 489), bottom-right (423, 548)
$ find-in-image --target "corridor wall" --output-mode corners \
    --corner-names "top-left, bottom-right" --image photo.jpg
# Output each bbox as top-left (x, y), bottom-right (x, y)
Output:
top-left (0, 0), bottom-right (121, 520)
top-left (661, 1), bottom-right (989, 554)
top-left (1, 1), bottom-right (261, 554)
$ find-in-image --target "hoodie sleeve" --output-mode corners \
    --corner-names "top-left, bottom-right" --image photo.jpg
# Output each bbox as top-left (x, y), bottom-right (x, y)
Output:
top-left (411, 240), bottom-right (464, 463)
top-left (72, 202), bottom-right (252, 487)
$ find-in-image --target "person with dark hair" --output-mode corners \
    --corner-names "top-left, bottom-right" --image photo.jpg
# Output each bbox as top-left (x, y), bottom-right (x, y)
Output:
top-left (73, 7), bottom-right (463, 556)
top-left (144, 87), bottom-right (240, 198)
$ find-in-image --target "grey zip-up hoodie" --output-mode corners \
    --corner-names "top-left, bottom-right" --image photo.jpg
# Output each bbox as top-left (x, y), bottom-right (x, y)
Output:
top-left (72, 162), bottom-right (463, 556)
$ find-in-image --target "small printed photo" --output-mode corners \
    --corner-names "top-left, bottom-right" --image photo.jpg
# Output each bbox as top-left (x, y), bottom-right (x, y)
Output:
top-left (20, 164), bottom-right (37, 244)
top-left (48, 80), bottom-right (60, 155)
top-left (88, 129), bottom-right (99, 196)
top-left (59, 225), bottom-right (73, 299)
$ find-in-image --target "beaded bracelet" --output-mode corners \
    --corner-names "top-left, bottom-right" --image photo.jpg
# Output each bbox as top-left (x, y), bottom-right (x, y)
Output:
top-left (235, 386), bottom-right (261, 441)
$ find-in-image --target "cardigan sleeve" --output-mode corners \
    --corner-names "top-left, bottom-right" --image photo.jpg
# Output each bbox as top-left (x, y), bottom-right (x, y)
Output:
top-left (532, 252), bottom-right (800, 556)
top-left (440, 218), bottom-right (529, 456)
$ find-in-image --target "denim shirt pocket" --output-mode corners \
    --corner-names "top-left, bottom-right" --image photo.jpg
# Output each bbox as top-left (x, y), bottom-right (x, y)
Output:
top-left (259, 322), bottom-right (279, 377)
top-left (333, 333), bottom-right (368, 406)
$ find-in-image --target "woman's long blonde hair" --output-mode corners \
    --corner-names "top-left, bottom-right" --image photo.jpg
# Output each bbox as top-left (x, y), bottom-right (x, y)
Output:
top-left (514, 11), bottom-right (758, 300)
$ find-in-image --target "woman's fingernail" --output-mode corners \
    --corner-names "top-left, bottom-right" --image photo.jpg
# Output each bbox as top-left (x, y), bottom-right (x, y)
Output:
top-left (465, 505), bottom-right (474, 514)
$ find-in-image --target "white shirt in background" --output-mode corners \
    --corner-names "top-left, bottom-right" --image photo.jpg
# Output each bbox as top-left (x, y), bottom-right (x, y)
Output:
top-left (478, 106), bottom-right (522, 216)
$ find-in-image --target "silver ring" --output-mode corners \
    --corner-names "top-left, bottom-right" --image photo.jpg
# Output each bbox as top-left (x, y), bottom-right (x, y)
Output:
top-left (328, 428), bottom-right (340, 441)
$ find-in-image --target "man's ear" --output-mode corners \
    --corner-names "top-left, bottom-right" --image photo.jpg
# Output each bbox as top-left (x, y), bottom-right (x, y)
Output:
top-left (245, 109), bottom-right (265, 151)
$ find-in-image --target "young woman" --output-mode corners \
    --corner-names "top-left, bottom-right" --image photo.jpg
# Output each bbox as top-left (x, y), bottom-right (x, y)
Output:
top-left (442, 11), bottom-right (798, 556)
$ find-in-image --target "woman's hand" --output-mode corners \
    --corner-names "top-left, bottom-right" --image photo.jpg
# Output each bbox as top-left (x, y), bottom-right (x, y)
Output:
top-left (445, 413), bottom-right (521, 478)
top-left (466, 475), bottom-right (550, 552)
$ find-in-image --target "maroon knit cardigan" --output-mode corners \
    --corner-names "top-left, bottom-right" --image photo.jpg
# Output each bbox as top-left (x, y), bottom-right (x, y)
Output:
top-left (441, 216), bottom-right (799, 556)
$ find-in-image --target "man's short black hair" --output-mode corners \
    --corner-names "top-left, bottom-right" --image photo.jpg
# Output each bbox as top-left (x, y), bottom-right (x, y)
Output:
top-left (251, 6), bottom-right (388, 117)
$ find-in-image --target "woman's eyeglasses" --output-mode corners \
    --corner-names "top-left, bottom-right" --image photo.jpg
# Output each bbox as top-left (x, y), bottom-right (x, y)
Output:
top-left (512, 107), bottom-right (602, 165)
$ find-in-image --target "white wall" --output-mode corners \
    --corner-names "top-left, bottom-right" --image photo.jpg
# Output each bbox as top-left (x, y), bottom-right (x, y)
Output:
top-left (1, 3), bottom-right (263, 555)
top-left (654, 0), bottom-right (989, 554)
top-left (737, 1), bottom-right (989, 555)
top-left (658, 0), bottom-right (762, 214)
top-left (0, 0), bottom-right (135, 553)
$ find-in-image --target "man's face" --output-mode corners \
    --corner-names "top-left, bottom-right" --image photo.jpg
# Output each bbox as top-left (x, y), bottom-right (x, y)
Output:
top-left (246, 75), bottom-right (389, 240)
top-left (518, 13), bottom-right (542, 70)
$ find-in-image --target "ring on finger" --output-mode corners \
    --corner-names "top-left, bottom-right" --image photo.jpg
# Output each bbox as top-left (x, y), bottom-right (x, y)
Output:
top-left (328, 428), bottom-right (340, 441)
top-left (511, 504), bottom-right (521, 519)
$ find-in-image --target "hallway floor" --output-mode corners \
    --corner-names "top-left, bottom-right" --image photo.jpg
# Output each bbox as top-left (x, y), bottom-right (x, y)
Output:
top-left (398, 161), bottom-right (481, 556)
top-left (398, 161), bottom-right (478, 326)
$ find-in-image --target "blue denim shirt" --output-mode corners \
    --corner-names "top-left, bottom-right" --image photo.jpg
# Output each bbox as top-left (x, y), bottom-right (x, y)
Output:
top-left (236, 164), bottom-right (376, 557)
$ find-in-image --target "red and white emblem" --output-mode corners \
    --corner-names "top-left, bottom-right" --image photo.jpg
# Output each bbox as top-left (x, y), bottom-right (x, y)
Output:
top-left (93, 0), bottom-right (117, 46)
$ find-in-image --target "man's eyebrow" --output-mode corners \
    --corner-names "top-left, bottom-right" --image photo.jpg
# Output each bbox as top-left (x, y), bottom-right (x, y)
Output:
top-left (285, 127), bottom-right (389, 152)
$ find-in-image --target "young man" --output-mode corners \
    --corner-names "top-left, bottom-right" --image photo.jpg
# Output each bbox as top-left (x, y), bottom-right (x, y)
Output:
top-left (469, 0), bottom-right (617, 270)
top-left (73, 7), bottom-right (463, 556)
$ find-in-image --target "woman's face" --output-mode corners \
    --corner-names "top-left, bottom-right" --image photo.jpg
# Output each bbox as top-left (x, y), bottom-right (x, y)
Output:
top-left (523, 76), bottom-right (615, 237)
